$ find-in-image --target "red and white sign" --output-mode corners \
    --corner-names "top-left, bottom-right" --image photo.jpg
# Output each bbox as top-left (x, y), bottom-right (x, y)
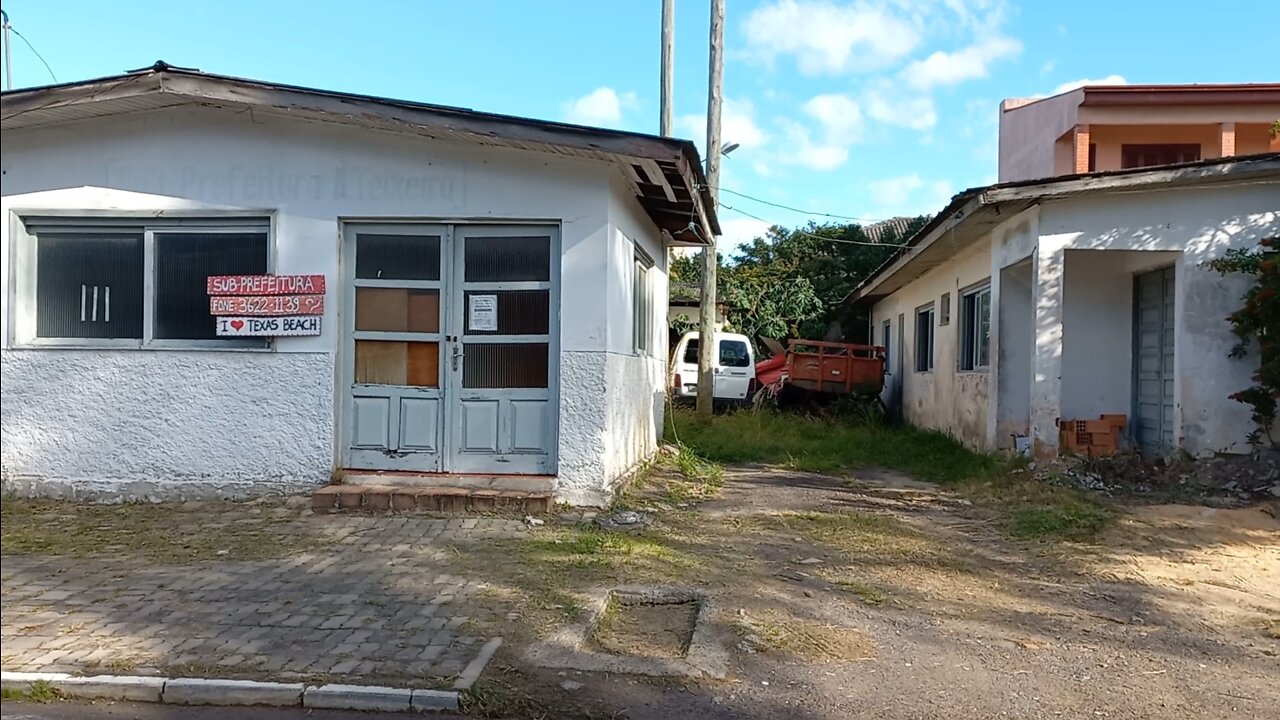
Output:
top-left (207, 274), bottom-right (326, 296)
top-left (217, 316), bottom-right (322, 337)
top-left (209, 295), bottom-right (325, 316)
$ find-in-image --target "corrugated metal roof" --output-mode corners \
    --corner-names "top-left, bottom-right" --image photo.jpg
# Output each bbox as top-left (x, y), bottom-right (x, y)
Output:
top-left (2, 63), bottom-right (720, 240)
top-left (849, 152), bottom-right (1280, 303)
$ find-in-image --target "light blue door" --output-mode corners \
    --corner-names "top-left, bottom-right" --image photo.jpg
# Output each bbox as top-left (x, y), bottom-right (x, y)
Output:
top-left (343, 223), bottom-right (558, 475)
top-left (345, 225), bottom-right (447, 471)
top-left (447, 226), bottom-right (559, 474)
top-left (1134, 267), bottom-right (1175, 454)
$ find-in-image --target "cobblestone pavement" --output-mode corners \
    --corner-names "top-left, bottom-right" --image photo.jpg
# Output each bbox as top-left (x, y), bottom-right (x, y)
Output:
top-left (0, 512), bottom-right (526, 686)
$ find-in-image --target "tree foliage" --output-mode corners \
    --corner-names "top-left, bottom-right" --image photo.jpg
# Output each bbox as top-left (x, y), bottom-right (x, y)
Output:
top-left (1207, 237), bottom-right (1279, 447)
top-left (670, 217), bottom-right (929, 351)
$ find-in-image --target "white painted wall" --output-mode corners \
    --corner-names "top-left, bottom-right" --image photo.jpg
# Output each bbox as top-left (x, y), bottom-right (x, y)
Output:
top-left (998, 92), bottom-right (1081, 182)
top-left (1036, 181), bottom-right (1280, 455)
top-left (995, 260), bottom-right (1032, 446)
top-left (1059, 250), bottom-right (1182, 425)
top-left (871, 237), bottom-right (994, 449)
top-left (1, 105), bottom-right (670, 500)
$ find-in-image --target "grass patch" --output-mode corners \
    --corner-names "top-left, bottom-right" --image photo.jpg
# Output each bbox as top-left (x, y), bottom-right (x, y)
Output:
top-left (1, 497), bottom-right (312, 563)
top-left (666, 407), bottom-right (996, 484)
top-left (667, 408), bottom-right (1112, 541)
top-left (829, 577), bottom-right (888, 605)
top-left (738, 610), bottom-right (876, 661)
top-left (1, 679), bottom-right (63, 702)
top-left (966, 475), bottom-right (1112, 542)
top-left (755, 511), bottom-right (959, 566)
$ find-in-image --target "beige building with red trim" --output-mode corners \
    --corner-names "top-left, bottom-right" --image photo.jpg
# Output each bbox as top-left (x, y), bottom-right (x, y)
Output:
top-left (999, 83), bottom-right (1280, 182)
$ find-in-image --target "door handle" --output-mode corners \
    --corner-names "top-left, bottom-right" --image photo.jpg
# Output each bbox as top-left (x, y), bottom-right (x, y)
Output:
top-left (452, 344), bottom-right (463, 371)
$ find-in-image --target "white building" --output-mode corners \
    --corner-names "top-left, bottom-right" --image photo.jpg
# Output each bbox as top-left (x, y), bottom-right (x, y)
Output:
top-left (852, 155), bottom-right (1279, 458)
top-left (0, 63), bottom-right (718, 506)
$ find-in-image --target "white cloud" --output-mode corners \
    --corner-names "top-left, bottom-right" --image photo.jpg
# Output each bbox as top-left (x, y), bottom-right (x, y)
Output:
top-left (803, 93), bottom-right (864, 144)
top-left (743, 0), bottom-right (922, 76)
top-left (863, 82), bottom-right (936, 131)
top-left (1052, 74), bottom-right (1127, 95)
top-left (718, 217), bottom-right (774, 253)
top-left (779, 120), bottom-right (850, 171)
top-left (677, 98), bottom-right (769, 152)
top-left (867, 174), bottom-right (955, 216)
top-left (900, 34), bottom-right (1022, 89)
top-left (562, 87), bottom-right (638, 127)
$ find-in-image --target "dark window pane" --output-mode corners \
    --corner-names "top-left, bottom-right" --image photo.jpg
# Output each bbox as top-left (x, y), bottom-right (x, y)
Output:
top-left (463, 343), bottom-right (548, 388)
top-left (683, 338), bottom-right (699, 364)
top-left (464, 235), bottom-right (550, 282)
top-left (155, 232), bottom-right (268, 340)
top-left (357, 234), bottom-right (441, 280)
top-left (719, 340), bottom-right (750, 367)
top-left (464, 291), bottom-right (549, 334)
top-left (36, 233), bottom-right (144, 339)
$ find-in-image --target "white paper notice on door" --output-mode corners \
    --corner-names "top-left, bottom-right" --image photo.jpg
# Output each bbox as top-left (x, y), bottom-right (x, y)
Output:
top-left (469, 294), bottom-right (498, 331)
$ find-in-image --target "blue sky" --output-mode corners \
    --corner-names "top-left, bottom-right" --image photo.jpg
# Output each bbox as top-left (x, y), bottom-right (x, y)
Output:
top-left (2, 0), bottom-right (1272, 251)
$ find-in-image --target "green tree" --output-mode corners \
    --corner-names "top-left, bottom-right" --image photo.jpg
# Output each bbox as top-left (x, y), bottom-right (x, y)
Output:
top-left (1208, 237), bottom-right (1279, 447)
top-left (668, 216), bottom-right (929, 352)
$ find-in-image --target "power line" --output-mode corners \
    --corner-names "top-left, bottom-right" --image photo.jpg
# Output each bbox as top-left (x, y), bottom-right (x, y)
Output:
top-left (713, 185), bottom-right (893, 222)
top-left (11, 25), bottom-right (56, 84)
top-left (722, 204), bottom-right (911, 248)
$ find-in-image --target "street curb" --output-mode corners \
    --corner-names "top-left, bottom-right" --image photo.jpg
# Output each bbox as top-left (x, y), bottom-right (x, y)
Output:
top-left (0, 670), bottom-right (459, 713)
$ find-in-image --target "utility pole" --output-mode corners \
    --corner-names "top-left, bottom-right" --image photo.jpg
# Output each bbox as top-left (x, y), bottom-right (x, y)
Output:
top-left (659, 0), bottom-right (674, 137)
top-left (2, 11), bottom-right (13, 91)
top-left (696, 0), bottom-right (724, 419)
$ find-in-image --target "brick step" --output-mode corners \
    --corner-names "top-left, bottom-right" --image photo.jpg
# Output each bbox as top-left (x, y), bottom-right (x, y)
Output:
top-left (311, 485), bottom-right (553, 515)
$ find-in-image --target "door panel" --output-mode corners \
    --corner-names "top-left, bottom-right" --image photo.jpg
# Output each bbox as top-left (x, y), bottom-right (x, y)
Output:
top-left (344, 225), bottom-right (447, 471)
top-left (351, 397), bottom-right (391, 448)
top-left (344, 223), bottom-right (558, 475)
top-left (460, 400), bottom-right (501, 452)
top-left (447, 226), bottom-right (558, 474)
top-left (1134, 267), bottom-right (1175, 455)
top-left (399, 398), bottom-right (441, 451)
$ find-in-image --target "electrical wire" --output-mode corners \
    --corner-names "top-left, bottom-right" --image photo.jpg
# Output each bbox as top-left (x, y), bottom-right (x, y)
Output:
top-left (11, 25), bottom-right (57, 84)
top-left (720, 204), bottom-right (911, 248)
top-left (712, 186), bottom-right (894, 222)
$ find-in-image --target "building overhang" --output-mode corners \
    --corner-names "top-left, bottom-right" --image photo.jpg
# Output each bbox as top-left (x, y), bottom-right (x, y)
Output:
top-left (1, 62), bottom-right (721, 244)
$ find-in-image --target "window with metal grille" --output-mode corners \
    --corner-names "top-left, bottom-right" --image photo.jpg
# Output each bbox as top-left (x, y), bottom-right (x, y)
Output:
top-left (633, 245), bottom-right (655, 356)
top-left (960, 283), bottom-right (992, 371)
top-left (22, 218), bottom-right (270, 348)
top-left (915, 305), bottom-right (934, 373)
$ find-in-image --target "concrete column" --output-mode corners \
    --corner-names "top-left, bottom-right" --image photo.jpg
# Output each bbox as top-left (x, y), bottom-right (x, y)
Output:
top-left (1220, 122), bottom-right (1237, 157)
top-left (1072, 124), bottom-right (1091, 174)
top-left (1030, 243), bottom-right (1066, 457)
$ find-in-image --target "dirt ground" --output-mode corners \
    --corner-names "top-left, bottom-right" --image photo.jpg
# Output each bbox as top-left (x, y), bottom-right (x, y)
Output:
top-left (458, 464), bottom-right (1280, 720)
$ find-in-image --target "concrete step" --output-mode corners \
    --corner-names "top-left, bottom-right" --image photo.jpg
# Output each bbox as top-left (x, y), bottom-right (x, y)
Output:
top-left (311, 485), bottom-right (553, 515)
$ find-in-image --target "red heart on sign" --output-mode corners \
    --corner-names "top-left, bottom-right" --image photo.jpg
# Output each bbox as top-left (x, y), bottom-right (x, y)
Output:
top-left (230, 320), bottom-right (245, 331)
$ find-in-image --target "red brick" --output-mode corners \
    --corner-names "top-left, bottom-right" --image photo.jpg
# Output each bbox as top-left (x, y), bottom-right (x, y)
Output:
top-left (337, 487), bottom-right (365, 510)
top-left (414, 490), bottom-right (442, 511)
top-left (524, 494), bottom-right (553, 515)
top-left (365, 490), bottom-right (392, 512)
top-left (311, 486), bottom-right (340, 513)
top-left (470, 489), bottom-right (500, 512)
top-left (391, 491), bottom-right (418, 512)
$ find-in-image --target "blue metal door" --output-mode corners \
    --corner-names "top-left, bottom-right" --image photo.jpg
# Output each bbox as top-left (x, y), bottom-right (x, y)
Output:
top-left (1134, 267), bottom-right (1175, 454)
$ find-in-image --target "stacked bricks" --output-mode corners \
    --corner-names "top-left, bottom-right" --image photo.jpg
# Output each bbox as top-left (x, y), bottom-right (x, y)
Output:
top-left (1059, 414), bottom-right (1127, 457)
top-left (311, 486), bottom-right (553, 515)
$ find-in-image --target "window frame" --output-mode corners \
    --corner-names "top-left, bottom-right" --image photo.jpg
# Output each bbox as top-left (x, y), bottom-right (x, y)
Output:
top-left (11, 213), bottom-right (275, 351)
top-left (881, 319), bottom-right (891, 375)
top-left (959, 281), bottom-right (992, 372)
top-left (632, 243), bottom-right (655, 357)
top-left (914, 303), bottom-right (935, 373)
